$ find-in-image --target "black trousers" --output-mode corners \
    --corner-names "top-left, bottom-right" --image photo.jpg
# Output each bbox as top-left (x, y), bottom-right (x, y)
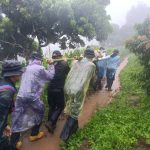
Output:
top-left (93, 76), bottom-right (103, 91)
top-left (106, 68), bottom-right (115, 90)
top-left (10, 133), bottom-right (20, 150)
top-left (0, 135), bottom-right (21, 150)
top-left (0, 138), bottom-right (12, 150)
top-left (48, 89), bottom-right (65, 126)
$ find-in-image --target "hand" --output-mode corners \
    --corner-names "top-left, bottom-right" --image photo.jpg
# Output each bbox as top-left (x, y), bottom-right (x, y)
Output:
top-left (47, 59), bottom-right (54, 65)
top-left (3, 125), bottom-right (11, 137)
top-left (78, 54), bottom-right (83, 61)
top-left (64, 57), bottom-right (67, 62)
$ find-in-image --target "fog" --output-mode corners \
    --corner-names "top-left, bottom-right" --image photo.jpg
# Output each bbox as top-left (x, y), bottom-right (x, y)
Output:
top-left (107, 0), bottom-right (150, 26)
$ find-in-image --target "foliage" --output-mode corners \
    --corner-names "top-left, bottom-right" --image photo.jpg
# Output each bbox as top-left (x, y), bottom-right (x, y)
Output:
top-left (0, 0), bottom-right (111, 59)
top-left (64, 48), bottom-right (84, 58)
top-left (61, 55), bottom-right (150, 150)
top-left (126, 17), bottom-right (150, 95)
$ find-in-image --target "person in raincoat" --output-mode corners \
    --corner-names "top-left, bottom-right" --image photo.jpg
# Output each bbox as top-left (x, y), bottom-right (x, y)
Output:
top-left (0, 60), bottom-right (23, 150)
top-left (105, 49), bottom-right (120, 91)
top-left (45, 50), bottom-right (70, 133)
top-left (11, 52), bottom-right (55, 148)
top-left (60, 48), bottom-right (96, 142)
top-left (93, 51), bottom-right (107, 91)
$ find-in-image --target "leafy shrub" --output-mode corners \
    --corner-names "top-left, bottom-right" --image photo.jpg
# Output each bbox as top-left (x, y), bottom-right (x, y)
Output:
top-left (126, 18), bottom-right (150, 95)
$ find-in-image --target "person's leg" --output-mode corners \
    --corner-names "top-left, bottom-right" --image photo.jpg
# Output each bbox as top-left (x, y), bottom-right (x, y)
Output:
top-left (98, 77), bottom-right (103, 90)
top-left (10, 132), bottom-right (21, 150)
top-left (106, 68), bottom-right (112, 90)
top-left (60, 93), bottom-right (84, 142)
top-left (98, 67), bottom-right (105, 90)
top-left (107, 69), bottom-right (115, 91)
top-left (29, 123), bottom-right (45, 142)
top-left (31, 124), bottom-right (41, 136)
top-left (107, 78), bottom-right (112, 90)
top-left (46, 90), bottom-right (65, 133)
top-left (105, 68), bottom-right (109, 88)
top-left (93, 77), bottom-right (100, 91)
top-left (0, 138), bottom-right (11, 150)
top-left (51, 90), bottom-right (65, 125)
top-left (60, 116), bottom-right (78, 142)
top-left (108, 74), bottom-right (115, 91)
top-left (47, 90), bottom-right (55, 121)
top-left (29, 99), bottom-right (45, 142)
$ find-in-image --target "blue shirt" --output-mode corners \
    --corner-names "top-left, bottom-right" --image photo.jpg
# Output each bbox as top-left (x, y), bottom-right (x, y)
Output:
top-left (96, 59), bottom-right (107, 78)
top-left (107, 55), bottom-right (120, 70)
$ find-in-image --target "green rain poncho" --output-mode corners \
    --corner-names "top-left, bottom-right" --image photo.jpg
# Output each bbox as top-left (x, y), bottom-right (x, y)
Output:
top-left (64, 58), bottom-right (96, 119)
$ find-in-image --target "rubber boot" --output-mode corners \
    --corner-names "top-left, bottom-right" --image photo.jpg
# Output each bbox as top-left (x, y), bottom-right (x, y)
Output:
top-left (29, 132), bottom-right (45, 142)
top-left (60, 116), bottom-right (78, 142)
top-left (10, 132), bottom-right (21, 150)
top-left (16, 141), bottom-right (23, 149)
top-left (46, 108), bottom-right (62, 133)
top-left (45, 121), bottom-right (56, 134)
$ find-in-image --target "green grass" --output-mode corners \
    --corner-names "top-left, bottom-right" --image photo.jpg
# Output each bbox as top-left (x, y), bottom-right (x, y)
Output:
top-left (61, 55), bottom-right (150, 150)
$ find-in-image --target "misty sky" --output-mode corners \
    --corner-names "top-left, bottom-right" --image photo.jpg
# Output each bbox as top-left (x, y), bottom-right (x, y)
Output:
top-left (107, 0), bottom-right (150, 26)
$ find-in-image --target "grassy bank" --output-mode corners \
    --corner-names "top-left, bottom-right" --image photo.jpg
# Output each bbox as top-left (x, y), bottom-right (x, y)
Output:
top-left (61, 55), bottom-right (150, 150)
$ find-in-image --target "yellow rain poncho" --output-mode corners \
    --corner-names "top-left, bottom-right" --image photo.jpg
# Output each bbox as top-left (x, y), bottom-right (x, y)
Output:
top-left (64, 58), bottom-right (96, 119)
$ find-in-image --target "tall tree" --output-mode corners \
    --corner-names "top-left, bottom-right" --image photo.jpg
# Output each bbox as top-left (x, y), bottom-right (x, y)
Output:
top-left (126, 17), bottom-right (150, 95)
top-left (104, 2), bottom-right (150, 47)
top-left (0, 0), bottom-right (111, 59)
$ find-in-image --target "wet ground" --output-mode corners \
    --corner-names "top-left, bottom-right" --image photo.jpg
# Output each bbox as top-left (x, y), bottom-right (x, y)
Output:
top-left (21, 57), bottom-right (128, 150)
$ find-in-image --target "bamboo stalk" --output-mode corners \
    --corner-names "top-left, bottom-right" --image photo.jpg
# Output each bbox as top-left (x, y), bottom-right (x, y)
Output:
top-left (52, 58), bottom-right (75, 62)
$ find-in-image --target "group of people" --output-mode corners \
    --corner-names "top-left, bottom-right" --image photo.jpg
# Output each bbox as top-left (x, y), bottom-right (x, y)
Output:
top-left (0, 47), bottom-right (120, 150)
top-left (94, 47), bottom-right (120, 91)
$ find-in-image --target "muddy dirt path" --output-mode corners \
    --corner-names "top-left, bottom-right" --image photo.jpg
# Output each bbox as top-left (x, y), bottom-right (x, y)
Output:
top-left (21, 57), bottom-right (128, 150)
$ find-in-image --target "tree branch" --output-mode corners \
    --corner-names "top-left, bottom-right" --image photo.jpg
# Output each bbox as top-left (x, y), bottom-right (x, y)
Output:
top-left (0, 39), bottom-right (25, 49)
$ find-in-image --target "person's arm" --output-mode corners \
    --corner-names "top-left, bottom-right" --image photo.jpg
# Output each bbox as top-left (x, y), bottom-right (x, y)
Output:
top-left (47, 64), bottom-right (55, 79)
top-left (98, 55), bottom-right (110, 61)
top-left (0, 90), bottom-right (14, 137)
top-left (40, 65), bottom-right (55, 81)
top-left (3, 125), bottom-right (11, 137)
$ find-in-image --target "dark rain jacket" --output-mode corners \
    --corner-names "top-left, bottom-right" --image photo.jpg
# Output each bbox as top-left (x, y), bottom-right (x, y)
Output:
top-left (0, 78), bottom-right (16, 143)
top-left (48, 61), bottom-right (70, 91)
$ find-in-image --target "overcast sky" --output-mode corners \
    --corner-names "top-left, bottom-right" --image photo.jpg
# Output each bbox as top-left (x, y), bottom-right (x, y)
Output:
top-left (106, 0), bottom-right (150, 26)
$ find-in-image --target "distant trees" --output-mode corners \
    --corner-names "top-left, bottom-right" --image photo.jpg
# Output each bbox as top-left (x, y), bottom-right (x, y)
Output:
top-left (0, 0), bottom-right (111, 59)
top-left (104, 3), bottom-right (150, 47)
top-left (126, 3), bottom-right (150, 26)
